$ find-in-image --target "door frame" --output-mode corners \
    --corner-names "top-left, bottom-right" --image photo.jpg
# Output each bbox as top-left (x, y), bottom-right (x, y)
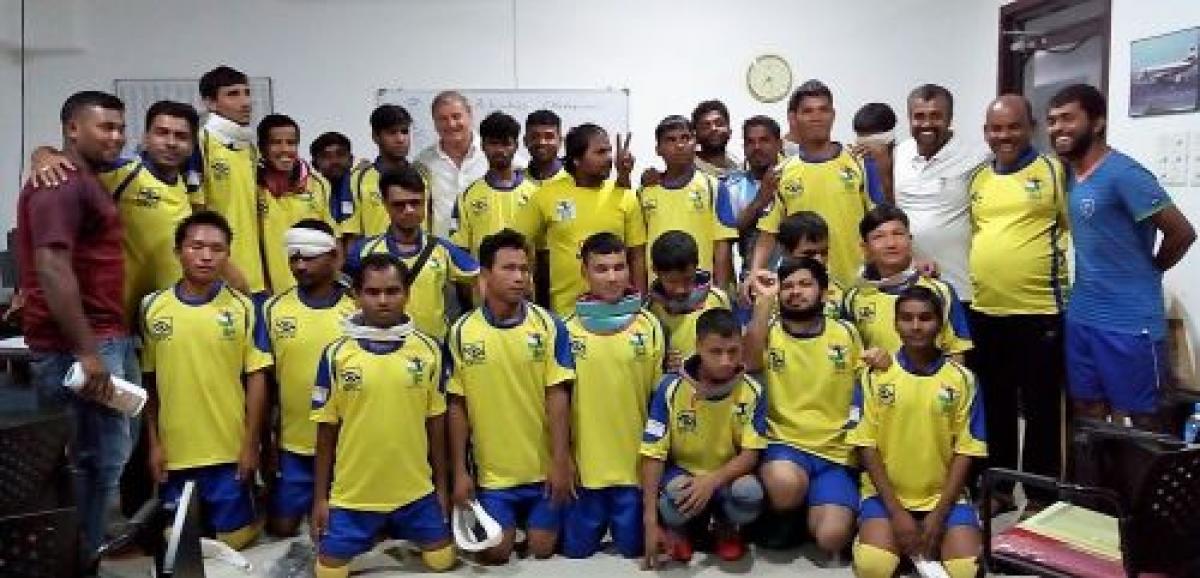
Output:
top-left (997, 0), bottom-right (1112, 95)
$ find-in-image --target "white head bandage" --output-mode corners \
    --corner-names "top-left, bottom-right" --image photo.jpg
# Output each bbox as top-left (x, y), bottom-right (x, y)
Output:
top-left (856, 130), bottom-right (895, 146)
top-left (285, 227), bottom-right (337, 258)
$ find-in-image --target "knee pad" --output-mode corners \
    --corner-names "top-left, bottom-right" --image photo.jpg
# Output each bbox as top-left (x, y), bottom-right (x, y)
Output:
top-left (722, 475), bottom-right (764, 525)
top-left (657, 491), bottom-right (691, 528)
top-left (216, 522), bottom-right (261, 551)
top-left (421, 544), bottom-right (456, 572)
top-left (943, 556), bottom-right (978, 578)
top-left (314, 560), bottom-right (350, 578)
top-left (852, 541), bottom-right (899, 578)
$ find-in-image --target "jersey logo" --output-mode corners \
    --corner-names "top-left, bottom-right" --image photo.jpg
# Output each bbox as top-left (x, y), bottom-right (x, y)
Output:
top-left (877, 382), bottom-right (896, 406)
top-left (369, 189), bottom-right (383, 204)
top-left (517, 193), bottom-right (531, 206)
top-left (274, 316), bottom-right (298, 339)
top-left (1025, 177), bottom-right (1043, 200)
top-left (148, 317), bottom-right (174, 340)
top-left (406, 357), bottom-right (427, 384)
top-left (461, 341), bottom-right (487, 365)
top-left (641, 197), bottom-right (658, 215)
top-left (688, 189), bottom-right (704, 210)
top-left (782, 179), bottom-right (803, 198)
top-left (734, 401), bottom-right (750, 422)
top-left (211, 159), bottom-right (231, 180)
top-left (823, 299), bottom-right (841, 318)
top-left (526, 332), bottom-right (547, 361)
top-left (133, 187), bottom-right (162, 208)
top-left (676, 409), bottom-right (698, 433)
top-left (827, 344), bottom-right (849, 370)
top-left (937, 383), bottom-right (958, 413)
top-left (839, 167), bottom-right (857, 191)
top-left (470, 198), bottom-right (489, 215)
top-left (570, 336), bottom-right (588, 360)
top-left (216, 309), bottom-right (238, 339)
top-left (554, 200), bottom-right (577, 221)
top-left (1080, 197), bottom-right (1096, 220)
top-left (629, 332), bottom-right (648, 357)
top-left (767, 348), bottom-right (786, 370)
top-left (856, 303), bottom-right (877, 324)
top-left (339, 366), bottom-right (363, 391)
top-left (257, 195), bottom-right (269, 216)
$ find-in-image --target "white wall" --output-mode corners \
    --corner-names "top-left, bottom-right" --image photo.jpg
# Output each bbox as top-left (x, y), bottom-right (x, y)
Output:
top-left (2, 0), bottom-right (1000, 240)
top-left (1107, 0), bottom-right (1200, 380)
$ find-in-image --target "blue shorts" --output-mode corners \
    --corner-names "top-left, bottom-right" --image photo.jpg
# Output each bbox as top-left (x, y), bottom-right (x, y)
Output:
top-left (478, 482), bottom-right (563, 532)
top-left (562, 486), bottom-right (642, 558)
top-left (161, 463), bottom-right (256, 533)
top-left (270, 451), bottom-right (314, 518)
top-left (859, 497), bottom-right (979, 529)
top-left (763, 443), bottom-right (860, 511)
top-left (319, 493), bottom-right (450, 560)
top-left (1066, 320), bottom-right (1168, 414)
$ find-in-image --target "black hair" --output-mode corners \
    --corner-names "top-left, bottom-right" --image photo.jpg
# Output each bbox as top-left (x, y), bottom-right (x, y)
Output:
top-left (743, 115), bottom-right (781, 139)
top-left (563, 123), bottom-right (607, 175)
top-left (696, 308), bottom-right (740, 340)
top-left (778, 211), bottom-right (829, 251)
top-left (895, 285), bottom-right (945, 324)
top-left (199, 65), bottom-right (249, 100)
top-left (654, 115), bottom-right (693, 142)
top-left (479, 228), bottom-right (529, 269)
top-left (379, 165), bottom-right (426, 197)
top-left (370, 104), bottom-right (413, 135)
top-left (60, 90), bottom-right (124, 124)
top-left (174, 210), bottom-right (232, 249)
top-left (650, 230), bottom-right (699, 273)
top-left (256, 113), bottom-right (299, 150)
top-left (908, 83), bottom-right (954, 118)
top-left (290, 218), bottom-right (336, 237)
top-left (309, 131), bottom-right (352, 159)
top-left (691, 100), bottom-right (730, 127)
top-left (852, 102), bottom-right (897, 135)
top-left (580, 232), bottom-right (626, 263)
top-left (525, 109), bottom-right (562, 131)
top-left (859, 204), bottom-right (910, 240)
top-left (145, 100), bottom-right (199, 136)
top-left (788, 79), bottom-right (833, 113)
top-left (479, 111), bottom-right (520, 142)
top-left (1049, 84), bottom-right (1107, 124)
top-left (777, 256), bottom-right (829, 291)
top-left (352, 253), bottom-right (411, 290)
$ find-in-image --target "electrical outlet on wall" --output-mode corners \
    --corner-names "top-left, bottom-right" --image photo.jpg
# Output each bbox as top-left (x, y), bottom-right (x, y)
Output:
top-left (1190, 131), bottom-right (1200, 187)
top-left (1156, 131), bottom-right (1188, 187)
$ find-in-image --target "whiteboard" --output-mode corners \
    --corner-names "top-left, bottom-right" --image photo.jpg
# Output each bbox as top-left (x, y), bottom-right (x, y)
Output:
top-left (375, 88), bottom-right (629, 157)
top-left (114, 77), bottom-right (274, 153)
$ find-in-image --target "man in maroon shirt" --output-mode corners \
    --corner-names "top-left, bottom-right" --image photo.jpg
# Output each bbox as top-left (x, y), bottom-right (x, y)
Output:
top-left (17, 90), bottom-right (137, 561)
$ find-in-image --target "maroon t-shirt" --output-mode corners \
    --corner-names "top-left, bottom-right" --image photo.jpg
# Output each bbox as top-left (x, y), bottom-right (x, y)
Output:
top-left (17, 170), bottom-right (126, 352)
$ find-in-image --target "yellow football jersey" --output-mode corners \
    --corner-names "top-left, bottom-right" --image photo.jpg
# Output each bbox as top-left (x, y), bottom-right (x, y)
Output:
top-left (192, 128), bottom-right (266, 293)
top-left (515, 176), bottom-right (647, 315)
top-left (259, 174), bottom-right (336, 294)
top-left (648, 287), bottom-right (732, 362)
top-left (451, 172), bottom-right (539, 257)
top-left (311, 333), bottom-right (447, 511)
top-left (968, 151), bottom-right (1070, 315)
top-left (842, 275), bottom-right (973, 355)
top-left (640, 365), bottom-right (768, 475)
top-left (446, 303), bottom-right (575, 489)
top-left (565, 309), bottom-right (665, 488)
top-left (847, 351), bottom-right (987, 510)
top-left (342, 161), bottom-right (431, 237)
top-left (141, 283), bottom-right (274, 470)
top-left (638, 169), bottom-right (737, 276)
top-left (758, 147), bottom-right (872, 284)
top-left (263, 286), bottom-right (356, 456)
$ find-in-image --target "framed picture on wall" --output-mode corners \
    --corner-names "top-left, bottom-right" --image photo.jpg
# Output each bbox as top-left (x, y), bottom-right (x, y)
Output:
top-left (1129, 27), bottom-right (1199, 117)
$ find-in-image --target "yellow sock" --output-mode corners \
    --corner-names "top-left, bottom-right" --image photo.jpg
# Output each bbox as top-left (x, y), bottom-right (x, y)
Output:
top-left (216, 521), bottom-right (261, 551)
top-left (852, 540), bottom-right (900, 578)
top-left (314, 560), bottom-right (350, 578)
top-left (421, 544), bottom-right (456, 572)
top-left (943, 556), bottom-right (978, 578)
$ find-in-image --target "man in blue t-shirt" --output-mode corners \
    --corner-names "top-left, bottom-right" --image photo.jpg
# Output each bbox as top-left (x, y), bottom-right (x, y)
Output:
top-left (1047, 84), bottom-right (1195, 431)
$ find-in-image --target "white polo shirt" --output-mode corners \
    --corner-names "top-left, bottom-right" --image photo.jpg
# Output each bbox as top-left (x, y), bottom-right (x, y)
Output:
top-left (415, 136), bottom-right (488, 237)
top-left (893, 133), bottom-right (989, 302)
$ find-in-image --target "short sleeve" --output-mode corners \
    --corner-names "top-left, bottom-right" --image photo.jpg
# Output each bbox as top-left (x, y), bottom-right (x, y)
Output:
top-left (184, 145), bottom-right (205, 201)
top-left (864, 157), bottom-right (885, 206)
top-left (449, 193), bottom-right (470, 250)
top-left (936, 281), bottom-right (973, 354)
top-left (310, 344), bottom-right (340, 423)
top-left (715, 180), bottom-right (739, 229)
top-left (445, 322), bottom-right (466, 397)
top-left (740, 383), bottom-right (769, 451)
top-left (709, 177), bottom-right (738, 240)
top-left (954, 369), bottom-right (988, 458)
top-left (243, 298), bottom-right (274, 374)
top-left (639, 377), bottom-right (674, 460)
top-left (513, 192), bottom-right (546, 249)
top-left (621, 187), bottom-right (648, 248)
top-left (845, 368), bottom-right (878, 448)
top-left (139, 297), bottom-right (158, 372)
top-left (644, 315), bottom-right (667, 394)
top-left (1116, 160), bottom-right (1175, 221)
top-left (757, 195), bottom-right (783, 234)
top-left (545, 313), bottom-right (576, 388)
top-left (439, 239), bottom-right (480, 282)
top-left (427, 345), bottom-right (448, 418)
top-left (27, 180), bottom-right (85, 250)
top-left (342, 238), bottom-right (366, 277)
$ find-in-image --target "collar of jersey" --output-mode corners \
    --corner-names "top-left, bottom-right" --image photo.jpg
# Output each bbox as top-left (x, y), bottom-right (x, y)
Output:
top-left (779, 315), bottom-right (826, 339)
top-left (897, 348), bottom-right (947, 376)
top-left (174, 281), bottom-right (224, 306)
top-left (649, 270), bottom-right (712, 314)
top-left (795, 142), bottom-right (844, 164)
top-left (481, 300), bottom-right (528, 328)
top-left (660, 166), bottom-right (697, 190)
top-left (137, 151), bottom-right (180, 185)
top-left (297, 284), bottom-right (347, 309)
top-left (860, 266), bottom-right (920, 294)
top-left (485, 170), bottom-right (524, 191)
top-left (992, 147), bottom-right (1038, 175)
top-left (680, 355), bottom-right (742, 400)
top-left (526, 159), bottom-right (564, 182)
top-left (385, 230), bottom-right (427, 258)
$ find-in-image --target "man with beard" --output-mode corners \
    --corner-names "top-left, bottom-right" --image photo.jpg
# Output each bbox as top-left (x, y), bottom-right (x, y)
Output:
top-left (1048, 84), bottom-right (1195, 432)
top-left (967, 94), bottom-right (1068, 509)
top-left (308, 132), bottom-right (355, 225)
top-left (692, 100), bottom-right (740, 178)
top-left (344, 105), bottom-right (429, 241)
top-left (743, 258), bottom-right (862, 563)
top-left (721, 116), bottom-right (783, 286)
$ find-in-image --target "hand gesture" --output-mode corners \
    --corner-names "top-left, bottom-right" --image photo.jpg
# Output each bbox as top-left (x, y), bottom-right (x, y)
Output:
top-left (747, 269), bottom-right (780, 301)
top-left (614, 133), bottom-right (635, 183)
top-left (862, 347), bottom-right (893, 371)
top-left (30, 149), bottom-right (76, 188)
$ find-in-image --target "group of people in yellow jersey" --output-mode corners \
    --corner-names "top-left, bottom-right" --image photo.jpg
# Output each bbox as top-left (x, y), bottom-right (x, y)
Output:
top-left (21, 59), bottom-right (1196, 578)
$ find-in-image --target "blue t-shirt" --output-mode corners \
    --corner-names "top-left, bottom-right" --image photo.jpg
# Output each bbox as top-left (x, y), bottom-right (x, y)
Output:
top-left (718, 170), bottom-right (776, 278)
top-left (1067, 150), bottom-right (1172, 338)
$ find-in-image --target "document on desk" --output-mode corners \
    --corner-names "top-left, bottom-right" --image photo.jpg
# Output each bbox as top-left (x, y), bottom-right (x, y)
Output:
top-left (1016, 501), bottom-right (1121, 560)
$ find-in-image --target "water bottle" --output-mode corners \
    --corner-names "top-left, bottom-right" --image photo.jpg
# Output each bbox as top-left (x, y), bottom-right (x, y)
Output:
top-left (1184, 403), bottom-right (1200, 445)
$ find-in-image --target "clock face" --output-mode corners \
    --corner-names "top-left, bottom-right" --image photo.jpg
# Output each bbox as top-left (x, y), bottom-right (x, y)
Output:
top-left (747, 55), bottom-right (793, 103)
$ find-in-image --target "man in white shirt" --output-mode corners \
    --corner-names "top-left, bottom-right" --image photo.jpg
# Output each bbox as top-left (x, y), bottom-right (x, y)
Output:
top-left (415, 90), bottom-right (488, 237)
top-left (893, 84), bottom-right (988, 304)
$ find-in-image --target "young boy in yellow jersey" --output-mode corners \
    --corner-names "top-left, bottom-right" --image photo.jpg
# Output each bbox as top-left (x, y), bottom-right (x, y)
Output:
top-left (516, 124), bottom-right (647, 315)
top-left (522, 109), bottom-right (569, 306)
top-left (189, 66), bottom-right (264, 296)
top-left (262, 220), bottom-right (356, 537)
top-left (639, 115), bottom-right (737, 288)
top-left (447, 229), bottom-right (575, 564)
top-left (310, 253), bottom-right (455, 576)
top-left (847, 286), bottom-right (987, 578)
top-left (561, 232), bottom-right (665, 559)
top-left (776, 211), bottom-right (847, 318)
top-left (750, 80), bottom-right (875, 286)
top-left (843, 205), bottom-right (972, 361)
top-left (640, 308), bottom-right (766, 567)
top-left (343, 105), bottom-right (429, 242)
top-left (257, 114), bottom-right (335, 294)
top-left (647, 231), bottom-right (732, 370)
top-left (452, 111), bottom-right (539, 258)
top-left (142, 211), bottom-right (273, 550)
top-left (743, 258), bottom-right (862, 562)
top-left (345, 166), bottom-right (478, 340)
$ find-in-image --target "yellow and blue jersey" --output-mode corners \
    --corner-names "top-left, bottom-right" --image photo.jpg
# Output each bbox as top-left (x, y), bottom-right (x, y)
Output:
top-left (638, 168), bottom-right (738, 277)
top-left (842, 274), bottom-right (973, 355)
top-left (259, 172), bottom-right (336, 293)
top-left (342, 160), bottom-right (432, 238)
top-left (189, 128), bottom-right (267, 293)
top-left (451, 172), bottom-right (539, 257)
top-left (648, 287), bottom-right (732, 361)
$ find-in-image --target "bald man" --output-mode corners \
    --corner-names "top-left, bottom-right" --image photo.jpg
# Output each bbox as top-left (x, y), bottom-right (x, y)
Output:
top-left (966, 95), bottom-right (1068, 511)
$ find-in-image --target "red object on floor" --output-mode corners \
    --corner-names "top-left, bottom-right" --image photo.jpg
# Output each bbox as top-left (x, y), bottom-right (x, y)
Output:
top-left (715, 532), bottom-right (746, 562)
top-left (993, 527), bottom-right (1170, 578)
top-left (665, 530), bottom-right (694, 563)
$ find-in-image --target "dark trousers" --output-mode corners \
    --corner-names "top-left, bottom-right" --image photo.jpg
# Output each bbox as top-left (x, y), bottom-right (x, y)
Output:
top-left (967, 309), bottom-right (1065, 500)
